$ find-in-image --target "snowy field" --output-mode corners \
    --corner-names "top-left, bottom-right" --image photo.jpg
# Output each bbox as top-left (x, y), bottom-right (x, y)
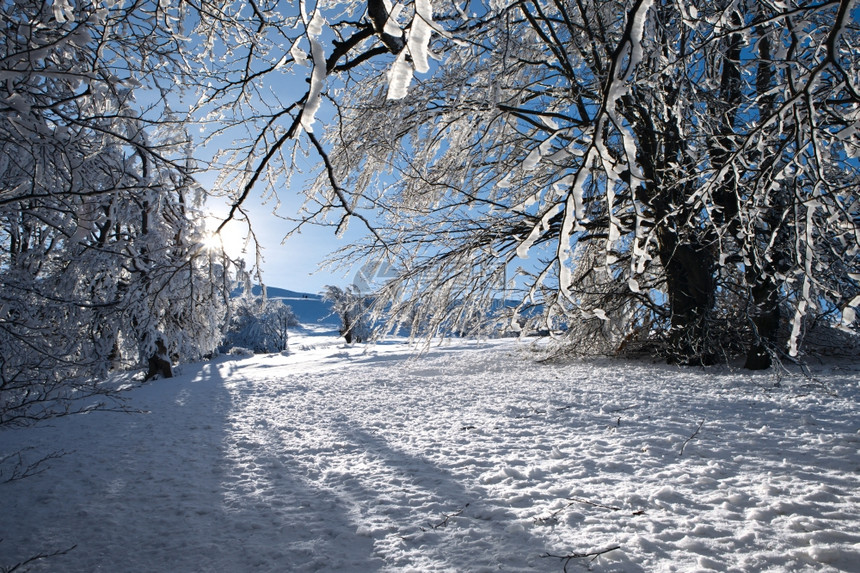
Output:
top-left (2, 328), bottom-right (859, 572)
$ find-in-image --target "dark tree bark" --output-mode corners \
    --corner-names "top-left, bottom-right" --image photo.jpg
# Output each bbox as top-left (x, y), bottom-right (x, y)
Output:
top-left (628, 49), bottom-right (718, 365)
top-left (145, 340), bottom-right (173, 381)
top-left (657, 231), bottom-right (717, 365)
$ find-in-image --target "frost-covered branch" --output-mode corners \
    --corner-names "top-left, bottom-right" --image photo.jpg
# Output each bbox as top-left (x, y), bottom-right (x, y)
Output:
top-left (300, 0), bottom-right (859, 366)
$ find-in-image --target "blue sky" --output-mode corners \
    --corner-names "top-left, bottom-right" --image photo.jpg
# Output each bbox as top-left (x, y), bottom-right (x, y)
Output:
top-left (205, 186), bottom-right (363, 295)
top-left (190, 89), bottom-right (364, 293)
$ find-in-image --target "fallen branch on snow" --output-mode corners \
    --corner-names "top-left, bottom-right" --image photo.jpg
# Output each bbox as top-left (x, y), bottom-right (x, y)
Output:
top-left (566, 496), bottom-right (622, 511)
top-left (1, 544), bottom-right (77, 573)
top-left (678, 419), bottom-right (705, 457)
top-left (534, 497), bottom-right (644, 525)
top-left (541, 545), bottom-right (621, 572)
top-left (423, 503), bottom-right (470, 531)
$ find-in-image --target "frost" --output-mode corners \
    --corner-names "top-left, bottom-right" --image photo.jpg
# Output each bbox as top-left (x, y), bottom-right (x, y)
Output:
top-left (516, 204), bottom-right (561, 259)
top-left (53, 0), bottom-right (74, 23)
top-left (300, 10), bottom-right (327, 133)
top-left (387, 50), bottom-right (413, 100)
top-left (408, 0), bottom-right (434, 74)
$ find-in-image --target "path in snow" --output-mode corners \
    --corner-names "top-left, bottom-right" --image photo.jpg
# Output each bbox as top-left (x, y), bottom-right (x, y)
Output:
top-left (1, 336), bottom-right (859, 572)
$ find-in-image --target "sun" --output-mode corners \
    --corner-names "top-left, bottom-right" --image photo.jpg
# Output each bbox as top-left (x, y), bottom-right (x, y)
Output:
top-left (202, 229), bottom-right (226, 252)
top-left (201, 213), bottom-right (249, 257)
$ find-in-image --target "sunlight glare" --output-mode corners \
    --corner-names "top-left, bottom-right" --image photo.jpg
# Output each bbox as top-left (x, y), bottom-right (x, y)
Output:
top-left (203, 213), bottom-right (248, 258)
top-left (202, 229), bottom-right (225, 252)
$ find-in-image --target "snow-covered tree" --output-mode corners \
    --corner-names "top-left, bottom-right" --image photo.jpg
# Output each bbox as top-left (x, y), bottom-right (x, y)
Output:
top-left (0, 0), bottom-right (233, 426)
top-left (221, 296), bottom-right (298, 354)
top-left (280, 0), bottom-right (860, 367)
top-left (322, 285), bottom-right (371, 343)
top-left (3, 0), bottom-right (857, 380)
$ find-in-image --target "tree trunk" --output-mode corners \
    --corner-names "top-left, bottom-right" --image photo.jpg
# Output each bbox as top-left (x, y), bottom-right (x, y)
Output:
top-left (658, 232), bottom-right (717, 365)
top-left (145, 340), bottom-right (173, 381)
top-left (744, 276), bottom-right (780, 369)
top-left (742, 25), bottom-right (785, 369)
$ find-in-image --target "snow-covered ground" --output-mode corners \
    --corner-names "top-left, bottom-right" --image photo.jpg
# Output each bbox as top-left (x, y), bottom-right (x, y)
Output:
top-left (2, 327), bottom-right (859, 572)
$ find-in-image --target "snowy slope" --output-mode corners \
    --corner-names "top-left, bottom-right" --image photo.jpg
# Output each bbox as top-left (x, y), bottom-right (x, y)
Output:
top-left (1, 332), bottom-right (859, 572)
top-left (238, 285), bottom-right (341, 326)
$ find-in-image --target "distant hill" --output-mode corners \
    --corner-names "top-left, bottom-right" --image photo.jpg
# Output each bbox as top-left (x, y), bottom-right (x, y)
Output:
top-left (235, 285), bottom-right (539, 331)
top-left (235, 284), bottom-right (340, 326)
top-left (248, 285), bottom-right (324, 301)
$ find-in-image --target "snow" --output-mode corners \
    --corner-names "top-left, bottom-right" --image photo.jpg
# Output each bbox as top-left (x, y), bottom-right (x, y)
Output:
top-left (387, 0), bottom-right (436, 100)
top-left (300, 8), bottom-right (326, 133)
top-left (52, 0), bottom-right (74, 24)
top-left (383, 3), bottom-right (404, 38)
top-left (516, 204), bottom-right (561, 260)
top-left (2, 327), bottom-right (860, 572)
top-left (408, 0), bottom-right (434, 74)
top-left (386, 50), bottom-right (413, 100)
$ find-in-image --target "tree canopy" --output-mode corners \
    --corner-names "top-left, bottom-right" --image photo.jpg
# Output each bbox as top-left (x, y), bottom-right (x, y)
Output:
top-left (2, 0), bottom-right (859, 385)
top-left (275, 0), bottom-right (859, 366)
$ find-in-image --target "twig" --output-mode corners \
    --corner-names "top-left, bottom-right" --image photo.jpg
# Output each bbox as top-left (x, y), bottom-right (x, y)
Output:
top-left (565, 496), bottom-right (645, 515)
top-left (1, 544), bottom-right (77, 573)
top-left (542, 545), bottom-right (621, 572)
top-left (535, 497), bottom-right (644, 525)
top-left (1, 448), bottom-right (70, 484)
top-left (566, 496), bottom-right (622, 511)
top-left (424, 503), bottom-right (469, 530)
top-left (678, 419), bottom-right (705, 457)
